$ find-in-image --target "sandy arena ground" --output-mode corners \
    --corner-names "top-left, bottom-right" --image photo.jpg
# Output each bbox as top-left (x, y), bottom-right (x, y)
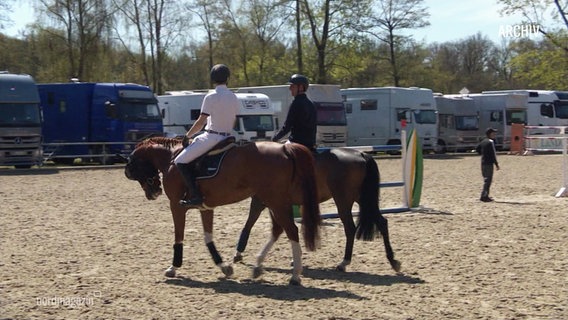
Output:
top-left (1, 153), bottom-right (567, 319)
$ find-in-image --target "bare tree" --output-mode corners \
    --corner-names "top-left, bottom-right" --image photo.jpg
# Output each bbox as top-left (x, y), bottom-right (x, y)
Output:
top-left (0, 0), bottom-right (13, 30)
top-left (302, 0), bottom-right (370, 83)
top-left (360, 0), bottom-right (430, 86)
top-left (39, 0), bottom-right (113, 80)
top-left (243, 0), bottom-right (292, 83)
top-left (114, 0), bottom-right (188, 93)
top-left (185, 0), bottom-right (222, 71)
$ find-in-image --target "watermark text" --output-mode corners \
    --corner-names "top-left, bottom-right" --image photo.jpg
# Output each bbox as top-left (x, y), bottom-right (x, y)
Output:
top-left (36, 291), bottom-right (101, 308)
top-left (499, 24), bottom-right (541, 38)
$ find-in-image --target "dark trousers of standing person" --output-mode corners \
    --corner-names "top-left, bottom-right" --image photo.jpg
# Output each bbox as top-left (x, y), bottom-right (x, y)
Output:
top-left (481, 164), bottom-right (494, 199)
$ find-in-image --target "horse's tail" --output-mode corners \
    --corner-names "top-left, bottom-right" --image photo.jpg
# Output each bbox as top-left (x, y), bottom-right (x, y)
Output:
top-left (356, 152), bottom-right (381, 241)
top-left (355, 152), bottom-right (401, 272)
top-left (284, 143), bottom-right (321, 251)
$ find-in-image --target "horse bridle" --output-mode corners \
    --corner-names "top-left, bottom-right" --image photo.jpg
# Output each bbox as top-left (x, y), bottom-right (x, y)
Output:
top-left (125, 156), bottom-right (159, 186)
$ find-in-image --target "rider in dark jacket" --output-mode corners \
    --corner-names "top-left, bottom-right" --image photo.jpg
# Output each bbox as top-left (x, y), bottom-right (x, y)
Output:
top-left (272, 74), bottom-right (317, 151)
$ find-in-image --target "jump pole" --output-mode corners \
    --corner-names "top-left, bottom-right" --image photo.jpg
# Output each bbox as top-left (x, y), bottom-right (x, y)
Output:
top-left (523, 125), bottom-right (568, 197)
top-left (318, 129), bottom-right (424, 219)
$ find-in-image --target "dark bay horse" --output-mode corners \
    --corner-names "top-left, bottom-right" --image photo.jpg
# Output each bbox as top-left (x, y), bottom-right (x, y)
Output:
top-left (234, 147), bottom-right (401, 273)
top-left (124, 137), bottom-right (321, 285)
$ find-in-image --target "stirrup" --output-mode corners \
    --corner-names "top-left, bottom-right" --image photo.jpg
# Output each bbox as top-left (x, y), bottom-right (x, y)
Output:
top-left (179, 197), bottom-right (204, 208)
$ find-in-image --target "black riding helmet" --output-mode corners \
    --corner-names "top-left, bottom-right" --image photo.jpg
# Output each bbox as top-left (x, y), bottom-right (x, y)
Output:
top-left (287, 74), bottom-right (309, 89)
top-left (210, 64), bottom-right (230, 83)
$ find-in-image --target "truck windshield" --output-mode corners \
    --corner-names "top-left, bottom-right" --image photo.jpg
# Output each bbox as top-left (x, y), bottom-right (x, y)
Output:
top-left (316, 103), bottom-right (347, 126)
top-left (554, 100), bottom-right (568, 119)
top-left (240, 115), bottom-right (274, 131)
top-left (455, 115), bottom-right (478, 130)
top-left (0, 103), bottom-right (41, 126)
top-left (118, 101), bottom-right (162, 122)
top-left (413, 109), bottom-right (437, 124)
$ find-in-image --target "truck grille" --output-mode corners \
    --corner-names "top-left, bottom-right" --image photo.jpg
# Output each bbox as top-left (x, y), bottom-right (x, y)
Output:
top-left (0, 135), bottom-right (42, 148)
top-left (0, 135), bottom-right (43, 165)
top-left (320, 132), bottom-right (346, 142)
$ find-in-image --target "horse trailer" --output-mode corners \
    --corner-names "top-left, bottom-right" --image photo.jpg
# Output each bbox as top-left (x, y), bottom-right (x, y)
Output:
top-left (235, 84), bottom-right (347, 147)
top-left (340, 87), bottom-right (438, 152)
top-left (483, 90), bottom-right (568, 135)
top-left (38, 81), bottom-right (163, 164)
top-left (158, 91), bottom-right (277, 144)
top-left (468, 92), bottom-right (527, 150)
top-left (434, 94), bottom-right (480, 153)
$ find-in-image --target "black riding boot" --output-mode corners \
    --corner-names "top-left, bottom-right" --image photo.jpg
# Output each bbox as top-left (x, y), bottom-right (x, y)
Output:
top-left (176, 163), bottom-right (203, 208)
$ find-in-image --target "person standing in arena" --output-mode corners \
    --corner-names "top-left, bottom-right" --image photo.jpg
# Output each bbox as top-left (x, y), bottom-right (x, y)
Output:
top-left (476, 127), bottom-right (500, 202)
top-left (271, 74), bottom-right (317, 152)
top-left (174, 64), bottom-right (239, 208)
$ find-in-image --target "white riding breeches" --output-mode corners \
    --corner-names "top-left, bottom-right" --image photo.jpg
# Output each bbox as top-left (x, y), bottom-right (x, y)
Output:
top-left (174, 132), bottom-right (226, 164)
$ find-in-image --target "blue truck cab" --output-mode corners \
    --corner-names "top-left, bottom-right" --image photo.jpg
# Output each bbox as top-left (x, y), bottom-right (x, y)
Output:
top-left (38, 82), bottom-right (163, 164)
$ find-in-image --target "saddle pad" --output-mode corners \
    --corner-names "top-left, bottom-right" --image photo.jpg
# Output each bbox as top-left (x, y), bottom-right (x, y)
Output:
top-left (195, 149), bottom-right (230, 180)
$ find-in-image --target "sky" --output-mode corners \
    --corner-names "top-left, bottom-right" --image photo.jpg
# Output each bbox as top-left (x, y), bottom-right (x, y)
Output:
top-left (3, 0), bottom-right (542, 44)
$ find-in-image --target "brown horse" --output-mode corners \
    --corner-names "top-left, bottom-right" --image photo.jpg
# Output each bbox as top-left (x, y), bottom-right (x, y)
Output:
top-left (233, 147), bottom-right (401, 273)
top-left (124, 137), bottom-right (321, 285)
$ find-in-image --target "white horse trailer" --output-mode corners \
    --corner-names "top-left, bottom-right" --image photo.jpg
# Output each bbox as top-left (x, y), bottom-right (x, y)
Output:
top-left (235, 84), bottom-right (347, 147)
top-left (158, 91), bottom-right (277, 144)
top-left (434, 94), bottom-right (480, 152)
top-left (468, 92), bottom-right (527, 150)
top-left (341, 87), bottom-right (438, 152)
top-left (483, 90), bottom-right (568, 135)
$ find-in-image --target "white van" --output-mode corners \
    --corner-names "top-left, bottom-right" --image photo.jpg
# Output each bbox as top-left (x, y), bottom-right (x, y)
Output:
top-left (341, 87), bottom-right (438, 152)
top-left (235, 85), bottom-right (347, 147)
top-left (158, 91), bottom-right (276, 144)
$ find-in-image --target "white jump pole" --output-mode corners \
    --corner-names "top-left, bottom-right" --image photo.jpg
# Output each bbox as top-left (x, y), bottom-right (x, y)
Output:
top-left (557, 127), bottom-right (567, 197)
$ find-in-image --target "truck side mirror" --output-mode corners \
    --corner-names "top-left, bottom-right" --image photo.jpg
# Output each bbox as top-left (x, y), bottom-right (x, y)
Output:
top-left (161, 108), bottom-right (165, 119)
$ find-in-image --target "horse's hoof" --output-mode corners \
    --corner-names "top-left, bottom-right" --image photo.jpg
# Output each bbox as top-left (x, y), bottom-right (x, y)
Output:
top-left (391, 260), bottom-right (402, 273)
top-left (165, 266), bottom-right (177, 277)
top-left (289, 277), bottom-right (302, 286)
top-left (221, 264), bottom-right (234, 277)
top-left (252, 266), bottom-right (264, 279)
top-left (233, 253), bottom-right (243, 264)
top-left (335, 264), bottom-right (346, 272)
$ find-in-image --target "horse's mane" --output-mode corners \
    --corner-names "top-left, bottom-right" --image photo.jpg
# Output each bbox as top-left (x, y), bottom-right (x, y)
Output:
top-left (136, 136), bottom-right (183, 149)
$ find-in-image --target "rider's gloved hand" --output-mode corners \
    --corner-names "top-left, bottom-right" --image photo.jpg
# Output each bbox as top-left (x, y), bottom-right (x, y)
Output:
top-left (182, 135), bottom-right (190, 148)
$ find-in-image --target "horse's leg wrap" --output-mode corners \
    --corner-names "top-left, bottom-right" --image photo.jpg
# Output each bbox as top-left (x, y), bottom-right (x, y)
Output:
top-left (173, 243), bottom-right (183, 268)
top-left (291, 240), bottom-right (302, 276)
top-left (206, 242), bottom-right (223, 265)
top-left (257, 236), bottom-right (276, 266)
top-left (236, 230), bottom-right (251, 253)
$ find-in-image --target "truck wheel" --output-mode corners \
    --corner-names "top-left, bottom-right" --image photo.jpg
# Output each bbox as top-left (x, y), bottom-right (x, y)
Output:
top-left (53, 158), bottom-right (75, 165)
top-left (435, 140), bottom-right (447, 154)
